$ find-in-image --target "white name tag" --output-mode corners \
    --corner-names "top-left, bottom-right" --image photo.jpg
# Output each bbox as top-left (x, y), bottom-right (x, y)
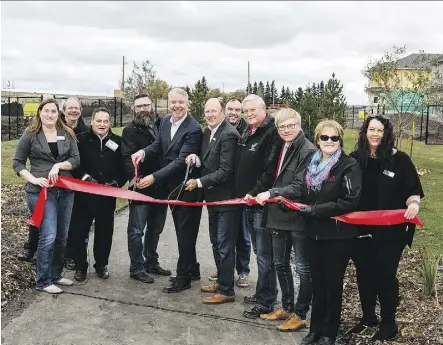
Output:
top-left (383, 169), bottom-right (395, 178)
top-left (105, 139), bottom-right (119, 151)
top-left (56, 136), bottom-right (65, 141)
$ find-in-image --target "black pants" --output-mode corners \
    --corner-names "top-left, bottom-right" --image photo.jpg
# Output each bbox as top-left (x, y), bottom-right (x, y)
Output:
top-left (307, 237), bottom-right (354, 338)
top-left (352, 233), bottom-right (406, 324)
top-left (208, 208), bottom-right (239, 296)
top-left (64, 193), bottom-right (82, 260)
top-left (71, 195), bottom-right (117, 271)
top-left (170, 189), bottom-right (202, 281)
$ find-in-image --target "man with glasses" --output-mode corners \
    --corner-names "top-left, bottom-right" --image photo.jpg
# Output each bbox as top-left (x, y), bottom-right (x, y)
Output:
top-left (121, 94), bottom-right (170, 284)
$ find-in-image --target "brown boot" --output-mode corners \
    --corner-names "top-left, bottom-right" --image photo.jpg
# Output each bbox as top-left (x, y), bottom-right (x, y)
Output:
top-left (277, 314), bottom-right (307, 332)
top-left (203, 293), bottom-right (235, 304)
top-left (260, 307), bottom-right (292, 321)
top-left (200, 283), bottom-right (218, 293)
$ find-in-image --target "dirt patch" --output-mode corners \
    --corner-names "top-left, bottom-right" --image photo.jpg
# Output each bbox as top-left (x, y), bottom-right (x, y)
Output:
top-left (1, 185), bottom-right (36, 308)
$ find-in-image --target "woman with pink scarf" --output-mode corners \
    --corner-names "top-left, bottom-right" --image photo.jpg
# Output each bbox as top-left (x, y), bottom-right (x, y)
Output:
top-left (280, 120), bottom-right (362, 345)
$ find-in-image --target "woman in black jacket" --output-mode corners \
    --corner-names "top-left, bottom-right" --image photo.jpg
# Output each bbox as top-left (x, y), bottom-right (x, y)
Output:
top-left (348, 115), bottom-right (424, 341)
top-left (280, 120), bottom-right (362, 345)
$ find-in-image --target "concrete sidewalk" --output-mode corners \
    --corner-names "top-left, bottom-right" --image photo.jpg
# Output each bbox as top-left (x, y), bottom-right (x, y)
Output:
top-left (1, 207), bottom-right (307, 345)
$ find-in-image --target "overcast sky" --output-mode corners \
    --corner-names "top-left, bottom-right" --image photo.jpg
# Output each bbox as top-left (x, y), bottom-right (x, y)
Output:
top-left (1, 1), bottom-right (443, 104)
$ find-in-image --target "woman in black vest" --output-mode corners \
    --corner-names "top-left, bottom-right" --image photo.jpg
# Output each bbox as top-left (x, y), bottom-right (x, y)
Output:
top-left (348, 115), bottom-right (424, 341)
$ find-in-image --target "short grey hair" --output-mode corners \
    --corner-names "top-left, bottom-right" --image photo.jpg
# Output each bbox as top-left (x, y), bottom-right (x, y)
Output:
top-left (242, 94), bottom-right (265, 108)
top-left (62, 97), bottom-right (82, 111)
top-left (274, 108), bottom-right (301, 127)
top-left (168, 88), bottom-right (188, 101)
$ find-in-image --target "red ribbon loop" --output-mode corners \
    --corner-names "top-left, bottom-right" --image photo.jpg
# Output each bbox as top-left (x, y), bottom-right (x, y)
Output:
top-left (29, 176), bottom-right (424, 229)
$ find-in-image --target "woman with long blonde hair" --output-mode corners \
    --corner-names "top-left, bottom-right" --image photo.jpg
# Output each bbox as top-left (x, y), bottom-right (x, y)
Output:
top-left (13, 98), bottom-right (80, 294)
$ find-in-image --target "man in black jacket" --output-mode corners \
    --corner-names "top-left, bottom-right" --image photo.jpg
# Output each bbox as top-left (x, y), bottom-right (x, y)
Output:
top-left (232, 94), bottom-right (283, 319)
top-left (226, 98), bottom-right (248, 135)
top-left (255, 108), bottom-right (316, 331)
top-left (121, 94), bottom-right (170, 284)
top-left (184, 98), bottom-right (240, 304)
top-left (131, 88), bottom-right (203, 293)
top-left (71, 107), bottom-right (126, 281)
top-left (18, 97), bottom-right (88, 264)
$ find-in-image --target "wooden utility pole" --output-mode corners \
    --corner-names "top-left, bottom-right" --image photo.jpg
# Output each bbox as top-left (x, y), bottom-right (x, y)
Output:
top-left (122, 56), bottom-right (125, 93)
top-left (247, 61), bottom-right (251, 94)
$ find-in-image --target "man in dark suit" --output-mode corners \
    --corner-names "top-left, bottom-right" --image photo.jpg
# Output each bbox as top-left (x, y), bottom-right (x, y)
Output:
top-left (184, 98), bottom-right (240, 304)
top-left (71, 107), bottom-right (126, 281)
top-left (131, 88), bottom-right (203, 293)
top-left (121, 94), bottom-right (170, 284)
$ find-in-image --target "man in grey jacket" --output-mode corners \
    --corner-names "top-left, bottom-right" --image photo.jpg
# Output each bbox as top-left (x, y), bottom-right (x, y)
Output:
top-left (255, 108), bottom-right (317, 332)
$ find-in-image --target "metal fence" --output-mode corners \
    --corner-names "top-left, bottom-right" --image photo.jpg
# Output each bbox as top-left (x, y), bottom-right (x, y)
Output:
top-left (1, 96), bottom-right (133, 141)
top-left (424, 104), bottom-right (443, 145)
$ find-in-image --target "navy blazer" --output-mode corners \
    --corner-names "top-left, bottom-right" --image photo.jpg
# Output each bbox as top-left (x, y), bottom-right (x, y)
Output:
top-left (143, 114), bottom-right (203, 191)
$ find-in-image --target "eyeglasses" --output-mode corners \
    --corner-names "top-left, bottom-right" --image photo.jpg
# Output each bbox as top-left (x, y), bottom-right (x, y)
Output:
top-left (319, 135), bottom-right (340, 142)
top-left (277, 123), bottom-right (298, 131)
top-left (135, 103), bottom-right (152, 109)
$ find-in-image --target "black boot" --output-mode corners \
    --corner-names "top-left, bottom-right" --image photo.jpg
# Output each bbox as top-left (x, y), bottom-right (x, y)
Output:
top-left (95, 266), bottom-right (109, 279)
top-left (243, 294), bottom-right (257, 304)
top-left (17, 248), bottom-right (35, 262)
top-left (74, 270), bottom-right (87, 282)
top-left (348, 316), bottom-right (379, 334)
top-left (242, 305), bottom-right (273, 319)
top-left (372, 322), bottom-right (398, 341)
top-left (301, 332), bottom-right (321, 345)
top-left (145, 263), bottom-right (172, 276)
top-left (163, 278), bottom-right (191, 293)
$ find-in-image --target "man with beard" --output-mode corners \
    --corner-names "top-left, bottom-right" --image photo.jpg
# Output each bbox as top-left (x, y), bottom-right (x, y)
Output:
top-left (17, 97), bottom-right (89, 264)
top-left (121, 94), bottom-right (170, 283)
top-left (226, 98), bottom-right (248, 135)
top-left (131, 88), bottom-right (203, 293)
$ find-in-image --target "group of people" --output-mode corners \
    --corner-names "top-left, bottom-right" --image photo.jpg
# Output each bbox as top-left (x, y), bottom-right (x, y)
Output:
top-left (13, 88), bottom-right (424, 345)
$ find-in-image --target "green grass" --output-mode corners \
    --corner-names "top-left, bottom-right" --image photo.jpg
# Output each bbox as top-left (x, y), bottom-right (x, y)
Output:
top-left (343, 129), bottom-right (443, 254)
top-left (2, 128), bottom-right (442, 253)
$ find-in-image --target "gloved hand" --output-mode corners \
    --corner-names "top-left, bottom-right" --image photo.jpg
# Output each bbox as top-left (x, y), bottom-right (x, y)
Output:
top-left (105, 180), bottom-right (119, 187)
top-left (299, 205), bottom-right (313, 217)
top-left (277, 200), bottom-right (292, 213)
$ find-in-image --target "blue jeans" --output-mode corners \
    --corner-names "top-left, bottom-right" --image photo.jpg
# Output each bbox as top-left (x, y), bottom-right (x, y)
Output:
top-left (208, 209), bottom-right (239, 296)
top-left (26, 188), bottom-right (74, 289)
top-left (272, 230), bottom-right (312, 319)
top-left (235, 208), bottom-right (252, 276)
top-left (127, 202), bottom-right (168, 274)
top-left (247, 207), bottom-right (277, 310)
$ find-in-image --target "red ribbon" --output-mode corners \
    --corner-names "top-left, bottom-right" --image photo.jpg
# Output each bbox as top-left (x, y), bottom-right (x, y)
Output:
top-left (29, 176), bottom-right (424, 229)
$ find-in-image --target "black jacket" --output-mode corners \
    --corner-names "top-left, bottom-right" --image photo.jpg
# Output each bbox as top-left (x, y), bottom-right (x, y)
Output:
top-left (349, 150), bottom-right (425, 247)
top-left (73, 129), bottom-right (126, 188)
top-left (281, 151), bottom-right (362, 240)
top-left (234, 118), bottom-right (248, 136)
top-left (234, 114), bottom-right (283, 198)
top-left (121, 118), bottom-right (167, 199)
top-left (143, 114), bottom-right (202, 194)
top-left (265, 131), bottom-right (317, 231)
top-left (198, 120), bottom-right (239, 211)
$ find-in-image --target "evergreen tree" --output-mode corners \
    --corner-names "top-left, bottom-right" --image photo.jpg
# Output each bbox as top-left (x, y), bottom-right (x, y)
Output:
top-left (246, 82), bottom-right (253, 94)
top-left (253, 82), bottom-right (258, 95)
top-left (264, 81), bottom-right (272, 106)
top-left (285, 86), bottom-right (291, 104)
top-left (271, 80), bottom-right (278, 106)
top-left (188, 76), bottom-right (209, 124)
top-left (322, 73), bottom-right (347, 128)
top-left (290, 87), bottom-right (304, 112)
top-left (280, 86), bottom-right (286, 103)
top-left (258, 81), bottom-right (265, 99)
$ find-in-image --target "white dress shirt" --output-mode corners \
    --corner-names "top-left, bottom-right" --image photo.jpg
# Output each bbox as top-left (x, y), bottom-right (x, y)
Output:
top-left (195, 121), bottom-right (223, 188)
top-left (170, 114), bottom-right (187, 140)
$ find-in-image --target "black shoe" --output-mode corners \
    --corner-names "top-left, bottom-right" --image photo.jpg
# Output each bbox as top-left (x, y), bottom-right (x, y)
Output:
top-left (301, 332), bottom-right (321, 345)
top-left (64, 259), bottom-right (76, 271)
top-left (372, 322), bottom-right (398, 341)
top-left (169, 273), bottom-right (200, 282)
top-left (130, 271), bottom-right (155, 284)
top-left (74, 270), bottom-right (87, 282)
top-left (146, 264), bottom-right (172, 276)
top-left (191, 263), bottom-right (201, 280)
top-left (317, 336), bottom-right (336, 345)
top-left (162, 279), bottom-right (191, 293)
top-left (95, 266), bottom-right (109, 279)
top-left (17, 249), bottom-right (35, 262)
top-left (243, 294), bottom-right (257, 304)
top-left (243, 305), bottom-right (273, 319)
top-left (348, 317), bottom-right (379, 334)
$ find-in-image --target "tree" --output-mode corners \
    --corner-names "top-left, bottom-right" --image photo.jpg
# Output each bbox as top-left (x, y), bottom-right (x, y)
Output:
top-left (228, 89), bottom-right (247, 101)
top-left (146, 78), bottom-right (169, 111)
top-left (270, 80), bottom-right (278, 106)
top-left (264, 81), bottom-right (272, 107)
top-left (290, 87), bottom-right (304, 112)
top-left (280, 86), bottom-right (286, 104)
top-left (188, 76), bottom-right (209, 124)
top-left (246, 82), bottom-right (253, 94)
top-left (122, 60), bottom-right (157, 101)
top-left (252, 82), bottom-right (258, 95)
top-left (322, 73), bottom-right (347, 128)
top-left (257, 81), bottom-right (264, 99)
top-left (363, 45), bottom-right (441, 151)
top-left (207, 88), bottom-right (223, 99)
